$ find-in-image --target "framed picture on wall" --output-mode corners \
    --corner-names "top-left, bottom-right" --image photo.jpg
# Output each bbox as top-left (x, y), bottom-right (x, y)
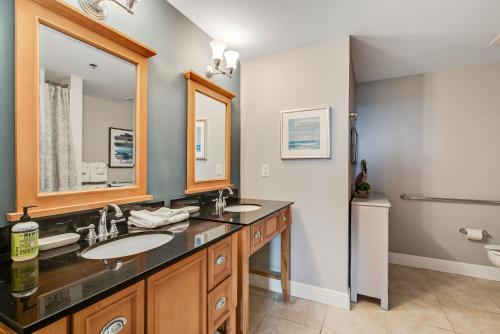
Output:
top-left (281, 107), bottom-right (331, 159)
top-left (108, 127), bottom-right (134, 168)
top-left (195, 119), bottom-right (208, 160)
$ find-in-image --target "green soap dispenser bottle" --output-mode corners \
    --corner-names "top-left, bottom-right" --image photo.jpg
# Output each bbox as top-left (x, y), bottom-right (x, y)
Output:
top-left (11, 205), bottom-right (39, 262)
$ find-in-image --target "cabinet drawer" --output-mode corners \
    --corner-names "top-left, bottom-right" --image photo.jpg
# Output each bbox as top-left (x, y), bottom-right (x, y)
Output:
top-left (279, 208), bottom-right (289, 231)
top-left (207, 277), bottom-right (234, 333)
top-left (208, 237), bottom-right (232, 290)
top-left (264, 214), bottom-right (279, 242)
top-left (250, 221), bottom-right (265, 254)
top-left (73, 281), bottom-right (145, 334)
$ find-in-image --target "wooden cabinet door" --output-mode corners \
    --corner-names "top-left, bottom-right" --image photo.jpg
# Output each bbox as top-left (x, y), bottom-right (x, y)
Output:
top-left (73, 281), bottom-right (145, 334)
top-left (147, 250), bottom-right (207, 334)
top-left (279, 207), bottom-right (290, 231)
top-left (250, 220), bottom-right (264, 254)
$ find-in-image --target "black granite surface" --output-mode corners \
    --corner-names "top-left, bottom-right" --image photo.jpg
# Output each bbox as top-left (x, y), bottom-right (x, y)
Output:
top-left (173, 197), bottom-right (294, 225)
top-left (0, 218), bottom-right (241, 333)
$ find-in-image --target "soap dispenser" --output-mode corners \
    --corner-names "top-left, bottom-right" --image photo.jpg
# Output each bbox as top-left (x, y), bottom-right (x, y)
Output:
top-left (11, 205), bottom-right (39, 262)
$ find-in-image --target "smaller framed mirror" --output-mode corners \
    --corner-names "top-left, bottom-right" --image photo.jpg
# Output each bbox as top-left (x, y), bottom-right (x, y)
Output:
top-left (185, 71), bottom-right (235, 194)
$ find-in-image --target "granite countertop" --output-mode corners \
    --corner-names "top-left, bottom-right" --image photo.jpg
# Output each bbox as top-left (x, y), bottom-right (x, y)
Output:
top-left (0, 219), bottom-right (241, 333)
top-left (189, 198), bottom-right (294, 225)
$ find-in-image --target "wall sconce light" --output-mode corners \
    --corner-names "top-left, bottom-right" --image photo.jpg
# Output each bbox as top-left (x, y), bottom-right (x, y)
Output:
top-left (78, 0), bottom-right (140, 20)
top-left (205, 40), bottom-right (239, 79)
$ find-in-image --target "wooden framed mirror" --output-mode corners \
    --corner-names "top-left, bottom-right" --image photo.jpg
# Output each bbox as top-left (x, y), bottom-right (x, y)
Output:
top-left (185, 71), bottom-right (235, 194)
top-left (7, 0), bottom-right (157, 221)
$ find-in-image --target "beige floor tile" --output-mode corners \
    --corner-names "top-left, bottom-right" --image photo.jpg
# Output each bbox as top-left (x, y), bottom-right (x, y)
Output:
top-left (443, 305), bottom-right (500, 334)
top-left (474, 277), bottom-right (500, 293)
top-left (250, 286), bottom-right (280, 300)
top-left (254, 314), bottom-right (319, 334)
top-left (388, 292), bottom-right (453, 330)
top-left (321, 299), bottom-right (387, 334)
top-left (424, 270), bottom-right (481, 290)
top-left (387, 317), bottom-right (453, 334)
top-left (268, 296), bottom-right (327, 330)
top-left (390, 265), bottom-right (434, 298)
top-left (432, 284), bottom-right (500, 314)
top-left (249, 291), bottom-right (276, 333)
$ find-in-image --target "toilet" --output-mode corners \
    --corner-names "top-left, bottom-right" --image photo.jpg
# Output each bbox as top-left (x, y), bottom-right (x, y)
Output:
top-left (485, 245), bottom-right (500, 268)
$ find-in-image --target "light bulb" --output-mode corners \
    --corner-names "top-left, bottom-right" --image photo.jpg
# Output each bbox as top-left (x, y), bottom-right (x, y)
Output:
top-left (224, 50), bottom-right (239, 71)
top-left (210, 41), bottom-right (226, 65)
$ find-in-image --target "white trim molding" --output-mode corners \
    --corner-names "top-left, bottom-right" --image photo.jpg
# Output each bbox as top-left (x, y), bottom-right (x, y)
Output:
top-left (389, 252), bottom-right (500, 281)
top-left (249, 273), bottom-right (351, 310)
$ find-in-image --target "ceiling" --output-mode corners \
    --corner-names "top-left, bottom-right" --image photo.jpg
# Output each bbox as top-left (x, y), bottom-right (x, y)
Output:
top-left (167, 0), bottom-right (500, 82)
top-left (40, 24), bottom-right (136, 100)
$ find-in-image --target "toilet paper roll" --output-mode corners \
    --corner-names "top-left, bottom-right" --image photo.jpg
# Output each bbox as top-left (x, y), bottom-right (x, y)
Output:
top-left (465, 228), bottom-right (483, 241)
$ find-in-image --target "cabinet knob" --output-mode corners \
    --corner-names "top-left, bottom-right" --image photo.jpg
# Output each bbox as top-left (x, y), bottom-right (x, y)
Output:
top-left (254, 231), bottom-right (262, 239)
top-left (215, 255), bottom-right (225, 265)
top-left (100, 316), bottom-right (127, 334)
top-left (281, 215), bottom-right (287, 222)
top-left (215, 296), bottom-right (226, 311)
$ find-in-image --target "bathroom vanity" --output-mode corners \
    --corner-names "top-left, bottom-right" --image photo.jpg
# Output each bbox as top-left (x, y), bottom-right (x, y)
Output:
top-left (173, 196), bottom-right (293, 334)
top-left (0, 208), bottom-right (241, 334)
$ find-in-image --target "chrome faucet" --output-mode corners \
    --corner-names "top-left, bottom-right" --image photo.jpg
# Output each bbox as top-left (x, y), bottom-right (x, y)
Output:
top-left (98, 204), bottom-right (124, 240)
top-left (214, 187), bottom-right (233, 213)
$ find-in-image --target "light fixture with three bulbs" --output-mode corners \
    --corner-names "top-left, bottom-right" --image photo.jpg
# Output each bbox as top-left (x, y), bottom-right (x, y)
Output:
top-left (205, 41), bottom-right (239, 79)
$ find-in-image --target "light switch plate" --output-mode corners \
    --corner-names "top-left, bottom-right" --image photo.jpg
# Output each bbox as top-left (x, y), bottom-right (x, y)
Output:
top-left (261, 163), bottom-right (270, 177)
top-left (216, 163), bottom-right (223, 176)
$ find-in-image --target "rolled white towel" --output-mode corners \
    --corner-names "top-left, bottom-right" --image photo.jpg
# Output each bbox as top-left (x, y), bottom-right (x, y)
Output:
top-left (128, 208), bottom-right (189, 228)
top-left (89, 162), bottom-right (108, 183)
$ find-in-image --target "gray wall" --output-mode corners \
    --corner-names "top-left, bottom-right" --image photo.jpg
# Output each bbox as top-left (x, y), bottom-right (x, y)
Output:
top-left (356, 62), bottom-right (500, 266)
top-left (0, 0), bottom-right (15, 228)
top-left (241, 38), bottom-right (352, 295)
top-left (0, 0), bottom-right (240, 227)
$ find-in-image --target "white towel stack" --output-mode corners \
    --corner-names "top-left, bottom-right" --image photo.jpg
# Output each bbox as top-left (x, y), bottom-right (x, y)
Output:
top-left (128, 207), bottom-right (189, 228)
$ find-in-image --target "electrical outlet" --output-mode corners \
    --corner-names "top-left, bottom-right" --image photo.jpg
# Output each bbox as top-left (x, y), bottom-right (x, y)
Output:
top-left (261, 163), bottom-right (270, 177)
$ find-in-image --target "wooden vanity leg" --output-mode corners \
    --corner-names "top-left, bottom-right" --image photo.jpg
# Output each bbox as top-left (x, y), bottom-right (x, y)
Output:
top-left (237, 227), bottom-right (250, 334)
top-left (280, 225), bottom-right (291, 303)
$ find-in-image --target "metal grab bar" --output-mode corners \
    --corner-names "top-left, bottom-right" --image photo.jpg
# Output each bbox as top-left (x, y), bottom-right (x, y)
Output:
top-left (400, 193), bottom-right (500, 206)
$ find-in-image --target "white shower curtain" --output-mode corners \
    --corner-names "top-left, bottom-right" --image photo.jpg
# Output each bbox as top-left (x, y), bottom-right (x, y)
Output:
top-left (40, 82), bottom-right (78, 192)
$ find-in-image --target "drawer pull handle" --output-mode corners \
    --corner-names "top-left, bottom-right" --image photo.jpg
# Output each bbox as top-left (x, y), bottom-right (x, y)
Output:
top-left (281, 215), bottom-right (287, 222)
top-left (100, 316), bottom-right (127, 334)
top-left (215, 297), bottom-right (226, 311)
top-left (254, 231), bottom-right (261, 239)
top-left (215, 255), bottom-right (225, 265)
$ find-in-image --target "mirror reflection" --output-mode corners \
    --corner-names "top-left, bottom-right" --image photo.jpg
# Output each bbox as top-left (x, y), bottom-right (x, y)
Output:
top-left (194, 92), bottom-right (227, 181)
top-left (39, 24), bottom-right (136, 193)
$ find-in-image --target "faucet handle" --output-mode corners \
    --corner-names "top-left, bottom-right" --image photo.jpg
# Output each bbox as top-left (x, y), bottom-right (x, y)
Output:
top-left (76, 224), bottom-right (97, 241)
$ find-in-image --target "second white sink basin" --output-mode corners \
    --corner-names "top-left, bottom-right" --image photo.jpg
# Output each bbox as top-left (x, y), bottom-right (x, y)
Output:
top-left (81, 232), bottom-right (173, 260)
top-left (224, 204), bottom-right (262, 213)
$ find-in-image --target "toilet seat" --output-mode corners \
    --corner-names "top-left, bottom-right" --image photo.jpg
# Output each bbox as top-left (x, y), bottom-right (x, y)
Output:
top-left (485, 245), bottom-right (500, 268)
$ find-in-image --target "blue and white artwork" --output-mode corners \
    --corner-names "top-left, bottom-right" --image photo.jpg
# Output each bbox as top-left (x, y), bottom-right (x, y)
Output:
top-left (281, 107), bottom-right (331, 159)
top-left (108, 128), bottom-right (134, 168)
top-left (288, 117), bottom-right (321, 150)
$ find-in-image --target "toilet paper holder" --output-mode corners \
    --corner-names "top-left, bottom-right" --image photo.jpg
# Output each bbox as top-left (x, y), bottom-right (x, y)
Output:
top-left (459, 228), bottom-right (489, 237)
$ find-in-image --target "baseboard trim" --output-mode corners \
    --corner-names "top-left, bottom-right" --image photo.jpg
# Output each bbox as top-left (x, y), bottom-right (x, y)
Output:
top-left (389, 252), bottom-right (500, 281)
top-left (249, 273), bottom-right (350, 310)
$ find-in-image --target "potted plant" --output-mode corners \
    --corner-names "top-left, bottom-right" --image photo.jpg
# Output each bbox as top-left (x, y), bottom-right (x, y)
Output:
top-left (356, 182), bottom-right (371, 198)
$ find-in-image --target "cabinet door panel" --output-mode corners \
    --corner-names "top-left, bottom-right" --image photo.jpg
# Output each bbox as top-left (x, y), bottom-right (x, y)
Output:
top-left (264, 214), bottom-right (279, 242)
top-left (147, 250), bottom-right (207, 334)
top-left (207, 277), bottom-right (233, 334)
top-left (250, 221), bottom-right (264, 254)
top-left (73, 281), bottom-right (144, 334)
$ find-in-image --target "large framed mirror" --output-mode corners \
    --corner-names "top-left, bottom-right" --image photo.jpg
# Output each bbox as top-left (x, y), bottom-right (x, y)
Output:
top-left (185, 71), bottom-right (235, 194)
top-left (8, 0), bottom-right (156, 221)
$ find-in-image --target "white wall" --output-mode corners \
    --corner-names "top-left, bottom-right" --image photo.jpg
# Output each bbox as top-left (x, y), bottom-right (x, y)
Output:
top-left (241, 38), bottom-right (352, 298)
top-left (356, 61), bottom-right (500, 266)
top-left (83, 94), bottom-right (135, 183)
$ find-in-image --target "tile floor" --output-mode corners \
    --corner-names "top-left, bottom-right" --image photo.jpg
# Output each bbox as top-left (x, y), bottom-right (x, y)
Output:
top-left (249, 264), bottom-right (500, 334)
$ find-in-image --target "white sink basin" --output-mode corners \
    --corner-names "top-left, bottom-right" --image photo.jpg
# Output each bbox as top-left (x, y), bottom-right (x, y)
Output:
top-left (224, 204), bottom-right (262, 213)
top-left (81, 232), bottom-right (173, 260)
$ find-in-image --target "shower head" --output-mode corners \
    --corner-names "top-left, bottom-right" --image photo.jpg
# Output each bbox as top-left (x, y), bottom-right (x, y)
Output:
top-left (349, 112), bottom-right (358, 121)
